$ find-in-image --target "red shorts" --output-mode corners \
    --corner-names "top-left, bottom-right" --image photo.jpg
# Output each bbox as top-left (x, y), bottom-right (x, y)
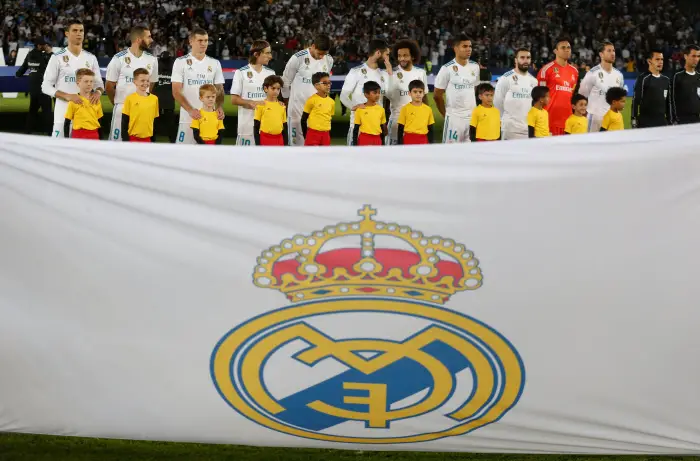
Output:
top-left (403, 133), bottom-right (428, 144)
top-left (358, 133), bottom-right (382, 146)
top-left (260, 131), bottom-right (285, 146)
top-left (550, 126), bottom-right (566, 136)
top-left (71, 129), bottom-right (99, 140)
top-left (129, 136), bottom-right (152, 142)
top-left (204, 140), bottom-right (216, 145)
top-left (305, 128), bottom-right (331, 146)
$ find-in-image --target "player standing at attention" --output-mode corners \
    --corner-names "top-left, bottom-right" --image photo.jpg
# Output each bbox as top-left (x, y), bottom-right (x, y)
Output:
top-left (528, 86), bottom-right (551, 138)
top-left (564, 94), bottom-right (588, 134)
top-left (537, 38), bottom-right (579, 135)
top-left (385, 39), bottom-right (428, 145)
top-left (105, 26), bottom-right (158, 142)
top-left (42, 19), bottom-right (104, 138)
top-left (254, 75), bottom-right (288, 146)
top-left (397, 80), bottom-right (435, 144)
top-left (282, 35), bottom-right (334, 146)
top-left (671, 44), bottom-right (700, 125)
top-left (352, 81), bottom-right (387, 146)
top-left (301, 72), bottom-right (335, 146)
top-left (631, 49), bottom-right (671, 128)
top-left (600, 87), bottom-right (627, 131)
top-left (494, 48), bottom-right (538, 140)
top-left (171, 28), bottom-right (225, 144)
top-left (121, 68), bottom-right (159, 142)
top-left (340, 39), bottom-right (392, 145)
top-left (434, 35), bottom-right (480, 143)
top-left (190, 84), bottom-right (225, 144)
top-left (230, 40), bottom-right (276, 146)
top-left (469, 83), bottom-right (501, 141)
top-left (63, 69), bottom-right (103, 139)
top-left (577, 41), bottom-right (624, 132)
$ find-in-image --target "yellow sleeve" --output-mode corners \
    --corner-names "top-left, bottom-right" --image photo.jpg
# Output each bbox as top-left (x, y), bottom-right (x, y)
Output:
top-left (254, 104), bottom-right (264, 121)
top-left (380, 107), bottom-right (386, 124)
top-left (527, 109), bottom-right (536, 127)
top-left (470, 107), bottom-right (480, 127)
top-left (154, 97), bottom-right (159, 118)
top-left (303, 96), bottom-right (313, 114)
top-left (283, 107), bottom-right (287, 122)
top-left (217, 119), bottom-right (225, 130)
top-left (354, 109), bottom-right (363, 125)
top-left (564, 116), bottom-right (573, 133)
top-left (428, 107), bottom-right (435, 125)
top-left (64, 102), bottom-right (75, 120)
top-left (398, 105), bottom-right (407, 125)
top-left (96, 103), bottom-right (103, 119)
top-left (601, 112), bottom-right (610, 130)
top-left (122, 97), bottom-right (131, 116)
top-left (190, 118), bottom-right (200, 129)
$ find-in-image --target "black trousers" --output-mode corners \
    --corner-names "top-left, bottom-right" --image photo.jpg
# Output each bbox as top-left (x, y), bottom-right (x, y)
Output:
top-left (677, 115), bottom-right (700, 125)
top-left (638, 117), bottom-right (668, 128)
top-left (27, 92), bottom-right (53, 135)
top-left (159, 108), bottom-right (177, 143)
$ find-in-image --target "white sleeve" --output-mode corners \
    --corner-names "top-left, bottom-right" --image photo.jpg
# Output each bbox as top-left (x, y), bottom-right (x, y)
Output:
top-left (281, 54), bottom-right (299, 99)
top-left (422, 69), bottom-right (428, 93)
top-left (230, 69), bottom-right (243, 96)
top-left (494, 76), bottom-right (508, 116)
top-left (150, 58), bottom-right (159, 83)
top-left (91, 55), bottom-right (104, 90)
top-left (213, 60), bottom-right (225, 85)
top-left (41, 54), bottom-right (60, 97)
top-left (105, 56), bottom-right (120, 83)
top-left (578, 71), bottom-right (594, 97)
top-left (616, 70), bottom-right (624, 87)
top-left (434, 65), bottom-right (449, 90)
top-left (340, 69), bottom-right (357, 109)
top-left (171, 58), bottom-right (184, 83)
top-left (327, 55), bottom-right (334, 73)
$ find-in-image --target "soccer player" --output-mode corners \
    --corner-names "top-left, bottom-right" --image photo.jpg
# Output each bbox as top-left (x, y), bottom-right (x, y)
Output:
top-left (341, 39), bottom-right (392, 145)
top-left (64, 69), bottom-right (103, 139)
top-left (631, 49), bottom-right (671, 128)
top-left (171, 28), bottom-right (225, 144)
top-left (671, 44), bottom-right (700, 124)
top-left (469, 83), bottom-right (501, 141)
top-left (301, 72), bottom-right (335, 146)
top-left (41, 19), bottom-right (104, 138)
top-left (537, 38), bottom-right (579, 135)
top-left (494, 48), bottom-right (538, 140)
top-left (385, 39), bottom-right (428, 145)
top-left (254, 76), bottom-right (288, 146)
top-left (601, 87), bottom-right (627, 131)
top-left (397, 80), bottom-right (435, 144)
top-left (121, 68), bottom-right (159, 142)
top-left (564, 94), bottom-right (588, 134)
top-left (528, 86), bottom-right (551, 138)
top-left (434, 35), bottom-right (480, 143)
top-left (191, 84), bottom-right (225, 145)
top-left (352, 81), bottom-right (387, 146)
top-left (282, 35), bottom-right (334, 146)
top-left (105, 26), bottom-right (158, 142)
top-left (577, 41), bottom-right (624, 132)
top-left (230, 40), bottom-right (276, 146)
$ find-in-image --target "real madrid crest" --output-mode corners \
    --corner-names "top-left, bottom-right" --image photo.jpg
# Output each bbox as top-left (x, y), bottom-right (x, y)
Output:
top-left (85, 61), bottom-right (90, 68)
top-left (208, 65), bottom-right (213, 73)
top-left (146, 63), bottom-right (152, 71)
top-left (323, 65), bottom-right (328, 71)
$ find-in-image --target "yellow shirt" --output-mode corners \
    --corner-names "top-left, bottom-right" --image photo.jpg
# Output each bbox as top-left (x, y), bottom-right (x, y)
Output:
top-left (303, 94), bottom-right (335, 132)
top-left (254, 100), bottom-right (287, 135)
top-left (602, 110), bottom-right (624, 131)
top-left (65, 95), bottom-right (103, 130)
top-left (565, 114), bottom-right (588, 134)
top-left (190, 109), bottom-right (224, 141)
top-left (122, 93), bottom-right (159, 138)
top-left (527, 107), bottom-right (550, 137)
top-left (354, 104), bottom-right (386, 135)
top-left (398, 103), bottom-right (435, 135)
top-left (469, 105), bottom-right (501, 140)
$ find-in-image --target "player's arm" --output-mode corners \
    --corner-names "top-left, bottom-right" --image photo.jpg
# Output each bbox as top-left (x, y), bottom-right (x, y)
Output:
top-left (89, 55), bottom-right (105, 104)
top-left (631, 74), bottom-right (644, 127)
top-left (149, 59), bottom-right (159, 93)
top-left (433, 66), bottom-right (449, 118)
top-left (578, 71), bottom-right (593, 97)
top-left (171, 59), bottom-right (198, 120)
top-left (665, 78), bottom-right (673, 124)
top-left (215, 83), bottom-right (226, 118)
top-left (105, 57), bottom-right (120, 104)
top-left (493, 76), bottom-right (507, 116)
top-left (281, 54), bottom-right (299, 104)
top-left (43, 55), bottom-right (79, 103)
top-left (230, 70), bottom-right (258, 109)
top-left (15, 56), bottom-right (29, 77)
top-left (340, 70), bottom-right (363, 110)
top-left (422, 71), bottom-right (429, 104)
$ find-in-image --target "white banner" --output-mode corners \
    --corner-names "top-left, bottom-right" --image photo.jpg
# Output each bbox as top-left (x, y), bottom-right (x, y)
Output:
top-left (1, 129), bottom-right (700, 454)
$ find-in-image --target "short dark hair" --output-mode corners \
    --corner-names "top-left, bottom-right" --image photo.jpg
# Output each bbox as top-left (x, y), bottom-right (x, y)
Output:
top-left (133, 67), bottom-right (150, 79)
top-left (130, 26), bottom-right (149, 42)
top-left (554, 38), bottom-right (570, 49)
top-left (66, 19), bottom-right (83, 30)
top-left (684, 44), bottom-right (700, 55)
top-left (312, 72), bottom-right (330, 85)
top-left (571, 94), bottom-right (588, 107)
top-left (408, 80), bottom-right (425, 92)
top-left (249, 40), bottom-right (270, 64)
top-left (313, 34), bottom-right (332, 52)
top-left (477, 83), bottom-right (495, 95)
top-left (598, 41), bottom-right (614, 54)
top-left (605, 87), bottom-right (627, 105)
top-left (531, 85), bottom-right (549, 103)
top-left (647, 48), bottom-right (663, 60)
top-left (368, 39), bottom-right (389, 57)
top-left (515, 47), bottom-right (530, 56)
top-left (190, 28), bottom-right (208, 39)
top-left (453, 34), bottom-right (472, 47)
top-left (363, 80), bottom-right (381, 94)
top-left (263, 75), bottom-right (284, 89)
top-left (392, 39), bottom-right (421, 65)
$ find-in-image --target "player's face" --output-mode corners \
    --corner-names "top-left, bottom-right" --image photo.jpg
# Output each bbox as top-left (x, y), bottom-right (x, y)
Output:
top-left (139, 30), bottom-right (153, 51)
top-left (554, 41), bottom-right (571, 61)
top-left (134, 74), bottom-right (150, 92)
top-left (479, 90), bottom-right (494, 106)
top-left (685, 49), bottom-right (700, 70)
top-left (265, 83), bottom-right (281, 99)
top-left (310, 45), bottom-right (328, 60)
top-left (77, 75), bottom-right (94, 93)
top-left (314, 78), bottom-right (331, 95)
top-left (397, 48), bottom-right (413, 69)
top-left (66, 25), bottom-right (84, 45)
top-left (410, 87), bottom-right (424, 103)
top-left (200, 91), bottom-right (217, 108)
top-left (648, 52), bottom-right (664, 72)
top-left (515, 51), bottom-right (531, 71)
top-left (454, 40), bottom-right (472, 60)
top-left (365, 89), bottom-right (380, 103)
top-left (190, 33), bottom-right (209, 55)
top-left (573, 99), bottom-right (588, 117)
top-left (600, 45), bottom-right (615, 64)
top-left (256, 47), bottom-right (273, 65)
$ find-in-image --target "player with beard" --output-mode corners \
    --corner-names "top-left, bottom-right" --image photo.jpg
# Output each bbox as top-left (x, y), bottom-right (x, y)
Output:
top-left (494, 47), bottom-right (538, 140)
top-left (578, 41), bottom-right (624, 132)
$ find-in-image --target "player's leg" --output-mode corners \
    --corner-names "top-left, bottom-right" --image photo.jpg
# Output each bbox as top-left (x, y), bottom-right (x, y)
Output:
top-left (386, 116), bottom-right (399, 145)
top-left (287, 117), bottom-right (305, 146)
top-left (443, 115), bottom-right (468, 144)
top-left (347, 110), bottom-right (356, 146)
top-left (109, 103), bottom-right (123, 141)
top-left (40, 94), bottom-right (53, 136)
top-left (587, 114), bottom-right (602, 133)
top-left (176, 123), bottom-right (195, 144)
top-left (26, 94), bottom-right (39, 133)
top-left (236, 135), bottom-right (256, 146)
top-left (51, 100), bottom-right (68, 138)
top-left (459, 114), bottom-right (472, 142)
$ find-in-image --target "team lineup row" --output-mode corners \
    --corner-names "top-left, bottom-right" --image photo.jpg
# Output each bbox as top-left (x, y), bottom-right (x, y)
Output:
top-left (41, 21), bottom-right (700, 145)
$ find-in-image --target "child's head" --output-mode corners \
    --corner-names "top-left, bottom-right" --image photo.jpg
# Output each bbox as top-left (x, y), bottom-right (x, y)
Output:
top-left (75, 68), bottom-right (95, 93)
top-left (263, 75), bottom-right (284, 99)
top-left (531, 85), bottom-right (550, 107)
top-left (312, 72), bottom-right (331, 95)
top-left (477, 83), bottom-right (495, 107)
top-left (605, 87), bottom-right (627, 111)
top-left (199, 83), bottom-right (217, 108)
top-left (571, 94), bottom-right (588, 116)
top-left (408, 79), bottom-right (425, 103)
top-left (363, 80), bottom-right (381, 104)
top-left (132, 68), bottom-right (150, 93)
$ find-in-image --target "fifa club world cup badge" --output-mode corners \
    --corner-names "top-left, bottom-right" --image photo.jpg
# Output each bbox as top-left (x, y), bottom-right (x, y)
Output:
top-left (62, 55), bottom-right (69, 65)
top-left (513, 74), bottom-right (518, 83)
top-left (211, 206), bottom-right (526, 444)
top-left (452, 65), bottom-right (458, 74)
top-left (247, 71), bottom-right (253, 80)
top-left (124, 56), bottom-right (131, 68)
top-left (305, 57), bottom-right (310, 68)
top-left (598, 72), bottom-right (604, 81)
top-left (186, 59), bottom-right (193, 67)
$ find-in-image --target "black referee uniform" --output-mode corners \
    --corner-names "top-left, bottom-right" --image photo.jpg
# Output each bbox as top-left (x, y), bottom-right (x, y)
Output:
top-left (671, 70), bottom-right (700, 124)
top-left (15, 40), bottom-right (52, 135)
top-left (631, 71), bottom-right (671, 128)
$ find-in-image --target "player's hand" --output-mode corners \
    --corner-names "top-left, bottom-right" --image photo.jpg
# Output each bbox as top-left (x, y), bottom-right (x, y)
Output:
top-left (352, 104), bottom-right (366, 111)
top-left (66, 93), bottom-right (83, 104)
top-left (189, 108), bottom-right (201, 120)
top-left (631, 119), bottom-right (637, 129)
top-left (278, 100), bottom-right (286, 107)
top-left (88, 91), bottom-right (101, 105)
top-left (247, 100), bottom-right (264, 110)
top-left (383, 56), bottom-right (393, 75)
top-left (216, 108), bottom-right (225, 120)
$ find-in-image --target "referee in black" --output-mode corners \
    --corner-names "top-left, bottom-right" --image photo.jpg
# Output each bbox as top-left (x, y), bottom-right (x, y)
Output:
top-left (15, 38), bottom-right (53, 135)
top-left (631, 49), bottom-right (672, 128)
top-left (671, 44), bottom-right (700, 125)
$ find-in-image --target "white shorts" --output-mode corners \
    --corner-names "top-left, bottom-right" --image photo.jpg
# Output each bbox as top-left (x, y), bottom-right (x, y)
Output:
top-left (176, 123), bottom-right (195, 145)
top-left (52, 121), bottom-right (71, 138)
top-left (287, 117), bottom-right (304, 146)
top-left (588, 114), bottom-right (603, 133)
top-left (387, 116), bottom-right (399, 145)
top-left (109, 103), bottom-right (123, 141)
top-left (442, 113), bottom-right (471, 144)
top-left (52, 99), bottom-right (68, 138)
top-left (236, 135), bottom-right (256, 146)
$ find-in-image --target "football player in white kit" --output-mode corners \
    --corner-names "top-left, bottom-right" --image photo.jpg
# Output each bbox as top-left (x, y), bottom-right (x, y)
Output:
top-left (105, 26), bottom-right (158, 142)
top-left (340, 39), bottom-right (392, 145)
top-left (41, 20), bottom-right (104, 138)
top-left (281, 35), bottom-right (334, 146)
top-left (434, 35), bottom-right (480, 143)
top-left (384, 39), bottom-right (428, 145)
top-left (494, 48), bottom-right (538, 140)
top-left (578, 41), bottom-right (624, 132)
top-left (230, 40), bottom-right (276, 146)
top-left (171, 28), bottom-right (225, 144)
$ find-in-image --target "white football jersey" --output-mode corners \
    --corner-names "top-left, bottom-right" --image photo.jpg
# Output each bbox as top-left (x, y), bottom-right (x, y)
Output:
top-left (42, 48), bottom-right (104, 123)
top-left (434, 59), bottom-right (480, 117)
top-left (171, 53), bottom-right (225, 124)
top-left (494, 69), bottom-right (538, 127)
top-left (282, 49), bottom-right (334, 119)
top-left (339, 62), bottom-right (388, 109)
top-left (578, 64), bottom-right (624, 117)
top-left (230, 64), bottom-right (275, 136)
top-left (386, 65), bottom-right (428, 117)
top-left (105, 49), bottom-right (159, 105)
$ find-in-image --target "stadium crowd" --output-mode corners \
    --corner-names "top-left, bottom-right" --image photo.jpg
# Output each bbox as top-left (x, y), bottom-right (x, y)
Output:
top-left (2, 0), bottom-right (699, 73)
